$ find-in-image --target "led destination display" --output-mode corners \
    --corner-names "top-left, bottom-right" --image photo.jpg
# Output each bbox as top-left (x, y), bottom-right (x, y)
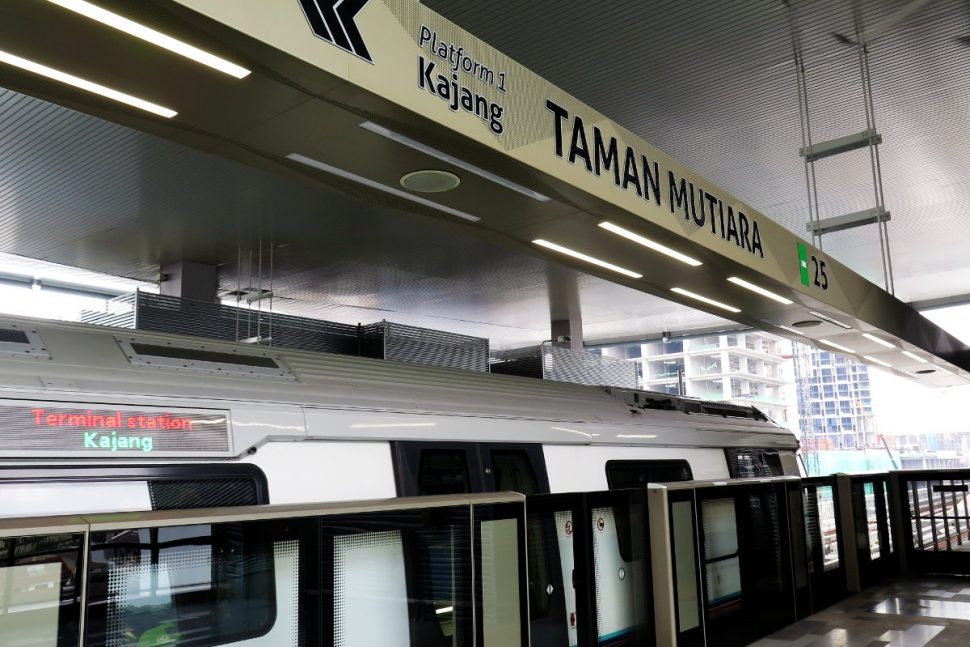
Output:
top-left (0, 401), bottom-right (230, 457)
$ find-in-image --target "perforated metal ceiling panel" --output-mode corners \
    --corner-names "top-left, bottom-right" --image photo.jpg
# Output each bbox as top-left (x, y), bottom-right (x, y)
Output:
top-left (426, 0), bottom-right (970, 303)
top-left (3, 0), bottom-right (963, 360)
top-left (0, 86), bottom-right (729, 348)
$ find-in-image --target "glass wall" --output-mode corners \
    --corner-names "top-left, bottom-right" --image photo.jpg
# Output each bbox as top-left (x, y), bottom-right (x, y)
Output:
top-left (39, 498), bottom-right (529, 647)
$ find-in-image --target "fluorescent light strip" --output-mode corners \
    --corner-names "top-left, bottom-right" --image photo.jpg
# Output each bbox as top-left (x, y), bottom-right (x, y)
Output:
top-left (670, 287), bottom-right (741, 313)
top-left (862, 332), bottom-right (895, 349)
top-left (0, 49), bottom-right (176, 118)
top-left (776, 325), bottom-right (806, 336)
top-left (935, 366), bottom-right (953, 376)
top-left (46, 0), bottom-right (250, 78)
top-left (598, 222), bottom-right (702, 266)
top-left (901, 350), bottom-right (928, 364)
top-left (287, 154), bottom-right (480, 222)
top-left (863, 355), bottom-right (891, 368)
top-left (360, 121), bottom-right (550, 202)
top-left (808, 310), bottom-right (852, 329)
top-left (435, 606), bottom-right (454, 615)
top-left (727, 276), bottom-right (793, 305)
top-left (533, 240), bottom-right (642, 278)
top-left (819, 339), bottom-right (855, 354)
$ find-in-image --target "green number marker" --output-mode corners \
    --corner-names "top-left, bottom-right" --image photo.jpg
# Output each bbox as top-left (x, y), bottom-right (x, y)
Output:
top-left (797, 242), bottom-right (810, 286)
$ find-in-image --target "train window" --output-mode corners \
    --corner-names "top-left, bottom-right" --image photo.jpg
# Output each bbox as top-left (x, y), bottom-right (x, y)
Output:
top-left (0, 533), bottom-right (85, 645)
top-left (417, 449), bottom-right (471, 495)
top-left (477, 511), bottom-right (525, 647)
top-left (86, 522), bottom-right (294, 646)
top-left (606, 459), bottom-right (693, 489)
top-left (701, 498), bottom-right (741, 610)
top-left (491, 450), bottom-right (540, 495)
top-left (331, 508), bottom-right (475, 647)
top-left (725, 449), bottom-right (784, 478)
top-left (670, 500), bottom-right (701, 633)
top-left (591, 505), bottom-right (636, 640)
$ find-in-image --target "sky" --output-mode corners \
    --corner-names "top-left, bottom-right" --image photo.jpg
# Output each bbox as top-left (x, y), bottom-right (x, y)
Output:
top-left (865, 304), bottom-right (970, 440)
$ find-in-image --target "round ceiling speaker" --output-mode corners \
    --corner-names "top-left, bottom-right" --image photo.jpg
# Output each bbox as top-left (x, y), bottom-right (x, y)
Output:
top-left (400, 169), bottom-right (460, 193)
top-left (916, 369), bottom-right (936, 374)
top-left (792, 319), bottom-right (822, 328)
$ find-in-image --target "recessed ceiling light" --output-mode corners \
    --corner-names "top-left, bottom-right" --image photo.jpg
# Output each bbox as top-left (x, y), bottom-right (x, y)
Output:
top-left (598, 222), bottom-right (702, 266)
top-left (727, 276), bottom-right (793, 305)
top-left (863, 355), bottom-right (891, 368)
top-left (46, 0), bottom-right (250, 78)
top-left (533, 240), bottom-right (642, 278)
top-left (670, 287), bottom-right (741, 313)
top-left (862, 332), bottom-right (895, 349)
top-left (901, 350), bottom-right (929, 364)
top-left (360, 121), bottom-right (550, 201)
top-left (400, 170), bottom-right (460, 193)
top-left (808, 310), bottom-right (852, 329)
top-left (287, 153), bottom-right (480, 222)
top-left (792, 319), bottom-right (822, 328)
top-left (819, 339), bottom-right (855, 354)
top-left (776, 325), bottom-right (806, 336)
top-left (0, 49), bottom-right (176, 118)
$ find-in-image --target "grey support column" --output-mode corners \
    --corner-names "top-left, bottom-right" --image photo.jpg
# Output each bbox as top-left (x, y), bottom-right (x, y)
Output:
top-left (160, 261), bottom-right (218, 303)
top-left (548, 266), bottom-right (583, 351)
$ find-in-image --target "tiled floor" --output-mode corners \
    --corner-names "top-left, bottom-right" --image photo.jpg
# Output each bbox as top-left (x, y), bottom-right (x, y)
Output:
top-left (751, 576), bottom-right (970, 647)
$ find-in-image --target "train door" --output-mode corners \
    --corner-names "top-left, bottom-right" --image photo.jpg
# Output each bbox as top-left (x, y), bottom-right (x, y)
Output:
top-left (480, 446), bottom-right (569, 646)
top-left (393, 442), bottom-right (568, 645)
top-left (391, 443), bottom-right (480, 646)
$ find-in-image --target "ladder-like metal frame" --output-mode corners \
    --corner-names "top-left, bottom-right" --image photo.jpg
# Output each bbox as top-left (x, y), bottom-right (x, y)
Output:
top-left (786, 0), bottom-right (895, 294)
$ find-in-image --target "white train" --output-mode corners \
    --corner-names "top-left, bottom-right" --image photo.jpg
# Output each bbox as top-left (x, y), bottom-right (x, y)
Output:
top-left (0, 314), bottom-right (799, 647)
top-left (0, 313), bottom-right (798, 517)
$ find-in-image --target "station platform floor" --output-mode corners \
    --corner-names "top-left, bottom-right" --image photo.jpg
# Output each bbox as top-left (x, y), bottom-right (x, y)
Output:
top-left (753, 576), bottom-right (970, 647)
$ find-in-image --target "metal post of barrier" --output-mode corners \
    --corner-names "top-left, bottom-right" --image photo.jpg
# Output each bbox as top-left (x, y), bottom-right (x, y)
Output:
top-left (887, 471), bottom-right (908, 574)
top-left (648, 485), bottom-right (677, 647)
top-left (835, 473), bottom-right (862, 592)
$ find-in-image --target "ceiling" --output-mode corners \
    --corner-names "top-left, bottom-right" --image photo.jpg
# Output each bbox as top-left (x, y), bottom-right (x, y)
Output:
top-left (0, 85), bottom-right (730, 348)
top-left (0, 0), bottom-right (965, 366)
top-left (426, 0), bottom-right (970, 304)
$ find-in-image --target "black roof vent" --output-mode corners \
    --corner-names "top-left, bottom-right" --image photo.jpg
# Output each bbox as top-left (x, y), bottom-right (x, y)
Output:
top-left (118, 338), bottom-right (292, 379)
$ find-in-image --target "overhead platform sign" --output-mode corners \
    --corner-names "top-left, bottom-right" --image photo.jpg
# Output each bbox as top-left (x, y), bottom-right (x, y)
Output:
top-left (152, 0), bottom-right (969, 381)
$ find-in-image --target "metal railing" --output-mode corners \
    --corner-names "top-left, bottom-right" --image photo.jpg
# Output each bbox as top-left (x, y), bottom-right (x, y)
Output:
top-left (891, 469), bottom-right (970, 574)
